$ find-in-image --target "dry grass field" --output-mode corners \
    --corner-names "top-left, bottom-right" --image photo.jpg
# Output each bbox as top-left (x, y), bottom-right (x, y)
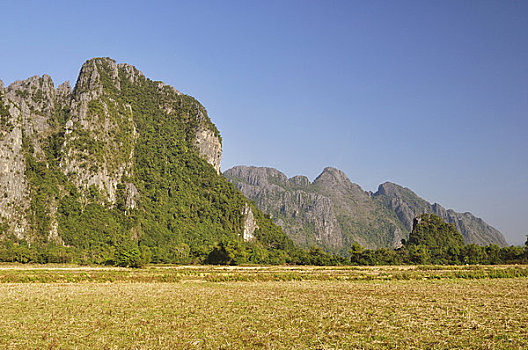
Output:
top-left (0, 265), bottom-right (527, 349)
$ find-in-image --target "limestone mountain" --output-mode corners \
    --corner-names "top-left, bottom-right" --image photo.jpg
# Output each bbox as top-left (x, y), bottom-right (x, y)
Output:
top-left (0, 58), bottom-right (292, 263)
top-left (224, 166), bottom-right (406, 254)
top-left (224, 166), bottom-right (507, 254)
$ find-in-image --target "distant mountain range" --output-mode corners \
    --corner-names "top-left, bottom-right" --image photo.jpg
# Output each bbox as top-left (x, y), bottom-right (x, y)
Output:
top-left (224, 166), bottom-right (507, 254)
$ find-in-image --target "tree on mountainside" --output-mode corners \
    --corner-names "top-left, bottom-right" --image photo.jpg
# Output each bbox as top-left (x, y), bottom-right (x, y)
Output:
top-left (407, 214), bottom-right (464, 249)
top-left (349, 243), bottom-right (364, 264)
top-left (405, 213), bottom-right (464, 263)
top-left (206, 239), bottom-right (247, 265)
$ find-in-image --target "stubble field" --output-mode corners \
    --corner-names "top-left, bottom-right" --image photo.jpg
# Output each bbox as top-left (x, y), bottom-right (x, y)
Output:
top-left (0, 265), bottom-right (527, 349)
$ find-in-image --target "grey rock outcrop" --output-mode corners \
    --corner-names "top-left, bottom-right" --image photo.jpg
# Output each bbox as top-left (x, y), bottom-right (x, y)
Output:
top-left (242, 203), bottom-right (258, 241)
top-left (0, 74), bottom-right (70, 239)
top-left (0, 80), bottom-right (29, 237)
top-left (194, 127), bottom-right (221, 174)
top-left (225, 166), bottom-right (344, 251)
top-left (62, 58), bottom-right (138, 204)
top-left (225, 166), bottom-right (406, 253)
top-left (311, 167), bottom-right (404, 249)
top-left (191, 95), bottom-right (222, 174)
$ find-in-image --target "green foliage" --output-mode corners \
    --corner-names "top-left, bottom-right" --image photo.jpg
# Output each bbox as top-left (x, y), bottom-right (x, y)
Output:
top-left (115, 241), bottom-right (150, 268)
top-left (406, 213), bottom-right (464, 263)
top-left (206, 239), bottom-right (247, 265)
top-left (251, 204), bottom-right (295, 252)
top-left (283, 246), bottom-right (347, 266)
top-left (0, 238), bottom-right (75, 264)
top-left (349, 243), bottom-right (364, 264)
top-left (21, 127), bottom-right (68, 243)
top-left (408, 214), bottom-right (464, 249)
top-left (349, 241), bottom-right (402, 265)
top-left (305, 246), bottom-right (346, 265)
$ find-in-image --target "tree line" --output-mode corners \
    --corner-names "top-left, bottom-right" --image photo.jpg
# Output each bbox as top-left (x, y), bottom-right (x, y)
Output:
top-left (2, 213), bottom-right (525, 267)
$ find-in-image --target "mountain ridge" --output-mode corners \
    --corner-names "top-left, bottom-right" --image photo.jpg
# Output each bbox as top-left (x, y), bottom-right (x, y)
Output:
top-left (224, 165), bottom-right (508, 253)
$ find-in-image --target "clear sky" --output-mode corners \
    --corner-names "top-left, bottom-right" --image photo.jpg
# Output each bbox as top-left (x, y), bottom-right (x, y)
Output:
top-left (1, 1), bottom-right (526, 245)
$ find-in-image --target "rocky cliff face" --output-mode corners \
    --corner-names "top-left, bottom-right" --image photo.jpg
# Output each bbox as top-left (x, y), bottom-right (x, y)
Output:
top-left (62, 59), bottom-right (138, 204)
top-left (194, 127), bottom-right (221, 174)
top-left (0, 74), bottom-right (71, 240)
top-left (373, 182), bottom-right (507, 246)
top-left (312, 167), bottom-right (405, 249)
top-left (0, 78), bottom-right (30, 238)
top-left (224, 166), bottom-right (341, 250)
top-left (0, 58), bottom-right (278, 256)
top-left (61, 58), bottom-right (222, 205)
top-left (225, 166), bottom-right (508, 253)
top-left (241, 203), bottom-right (258, 241)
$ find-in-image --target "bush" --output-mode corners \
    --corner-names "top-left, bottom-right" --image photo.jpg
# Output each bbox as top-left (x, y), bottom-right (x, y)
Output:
top-left (115, 242), bottom-right (150, 268)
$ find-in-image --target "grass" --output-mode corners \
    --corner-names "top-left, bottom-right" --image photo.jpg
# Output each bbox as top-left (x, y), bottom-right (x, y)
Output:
top-left (0, 265), bottom-right (527, 349)
top-left (0, 264), bottom-right (527, 283)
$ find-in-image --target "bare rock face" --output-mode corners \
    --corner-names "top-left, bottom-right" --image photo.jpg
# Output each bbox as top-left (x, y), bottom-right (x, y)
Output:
top-left (117, 63), bottom-right (145, 84)
top-left (288, 175), bottom-right (310, 188)
top-left (311, 167), bottom-right (404, 250)
top-left (0, 82), bottom-right (29, 237)
top-left (194, 127), bottom-right (221, 174)
top-left (62, 58), bottom-right (138, 204)
top-left (225, 166), bottom-right (346, 252)
top-left (242, 203), bottom-right (258, 241)
top-left (0, 74), bottom-right (69, 239)
top-left (61, 58), bottom-right (222, 204)
top-left (6, 75), bottom-right (56, 160)
top-left (125, 183), bottom-right (139, 211)
top-left (192, 98), bottom-right (222, 174)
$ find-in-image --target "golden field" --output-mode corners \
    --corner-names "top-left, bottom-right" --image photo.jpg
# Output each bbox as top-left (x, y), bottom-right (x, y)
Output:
top-left (0, 265), bottom-right (527, 349)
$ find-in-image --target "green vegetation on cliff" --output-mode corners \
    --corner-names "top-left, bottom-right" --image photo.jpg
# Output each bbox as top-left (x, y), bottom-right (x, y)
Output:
top-left (0, 58), bottom-right (293, 265)
top-left (406, 213), bottom-right (465, 261)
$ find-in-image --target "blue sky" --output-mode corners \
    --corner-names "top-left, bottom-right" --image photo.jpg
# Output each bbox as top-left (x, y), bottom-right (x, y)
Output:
top-left (1, 1), bottom-right (526, 245)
